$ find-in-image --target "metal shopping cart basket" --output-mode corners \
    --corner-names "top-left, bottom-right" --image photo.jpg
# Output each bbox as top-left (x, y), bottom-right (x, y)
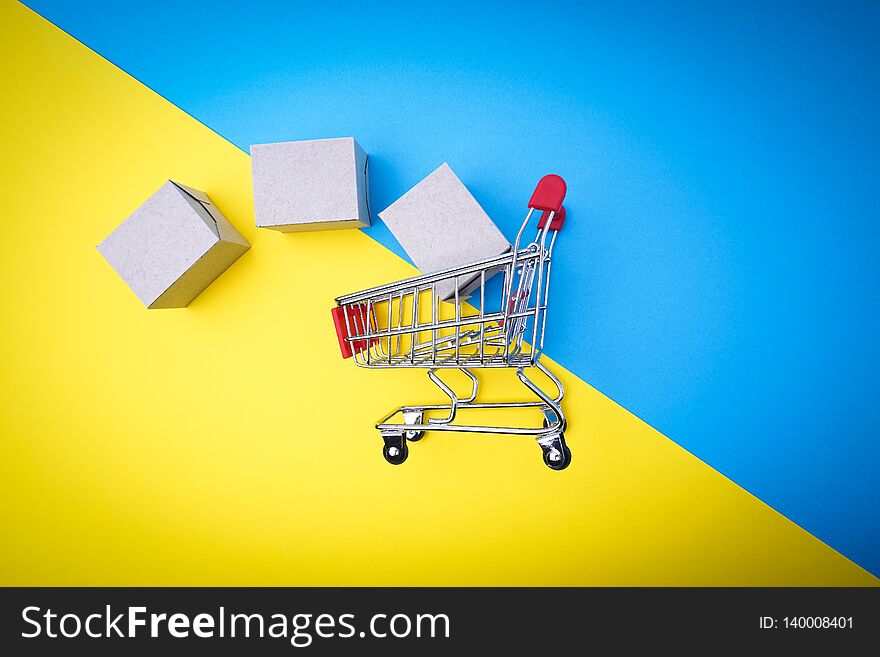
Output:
top-left (331, 175), bottom-right (571, 470)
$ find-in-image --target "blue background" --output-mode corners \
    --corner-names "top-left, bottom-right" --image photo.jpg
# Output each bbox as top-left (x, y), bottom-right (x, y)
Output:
top-left (24, 0), bottom-right (880, 574)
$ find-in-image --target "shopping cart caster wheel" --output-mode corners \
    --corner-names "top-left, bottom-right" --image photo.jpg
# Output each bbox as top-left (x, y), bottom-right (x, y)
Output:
top-left (405, 430), bottom-right (425, 442)
top-left (543, 444), bottom-right (572, 471)
top-left (383, 442), bottom-right (409, 465)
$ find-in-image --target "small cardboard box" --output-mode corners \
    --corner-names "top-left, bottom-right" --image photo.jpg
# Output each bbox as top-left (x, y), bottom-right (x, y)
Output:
top-left (97, 181), bottom-right (250, 309)
top-left (250, 137), bottom-right (370, 232)
top-left (378, 163), bottom-right (510, 300)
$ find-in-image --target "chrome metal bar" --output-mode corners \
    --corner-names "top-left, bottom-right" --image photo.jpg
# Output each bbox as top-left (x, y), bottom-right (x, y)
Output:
top-left (337, 250), bottom-right (528, 305)
top-left (410, 287), bottom-right (418, 364)
top-left (519, 360), bottom-right (565, 404)
top-left (364, 300), bottom-right (372, 366)
top-left (530, 210), bottom-right (553, 357)
top-left (538, 258), bottom-right (553, 355)
top-left (431, 283), bottom-right (438, 363)
top-left (427, 369), bottom-right (459, 425)
top-left (395, 292), bottom-right (404, 353)
top-left (479, 269), bottom-right (486, 363)
top-left (457, 368), bottom-right (479, 403)
top-left (348, 310), bottom-right (541, 345)
top-left (386, 292), bottom-right (392, 358)
top-left (506, 208), bottom-right (535, 306)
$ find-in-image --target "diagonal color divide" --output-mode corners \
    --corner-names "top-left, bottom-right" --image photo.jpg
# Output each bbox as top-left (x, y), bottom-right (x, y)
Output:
top-left (21, 0), bottom-right (880, 577)
top-left (0, 2), bottom-right (876, 585)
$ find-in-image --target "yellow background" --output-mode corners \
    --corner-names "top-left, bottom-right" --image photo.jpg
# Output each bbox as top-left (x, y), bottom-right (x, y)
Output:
top-left (1, 1), bottom-right (875, 585)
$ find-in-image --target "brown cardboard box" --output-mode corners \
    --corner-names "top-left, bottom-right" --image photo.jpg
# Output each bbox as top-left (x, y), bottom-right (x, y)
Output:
top-left (379, 163), bottom-right (510, 300)
top-left (250, 137), bottom-right (370, 232)
top-left (97, 181), bottom-right (250, 308)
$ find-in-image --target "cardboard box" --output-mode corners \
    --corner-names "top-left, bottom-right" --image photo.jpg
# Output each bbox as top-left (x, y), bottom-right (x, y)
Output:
top-left (97, 181), bottom-right (250, 309)
top-left (250, 137), bottom-right (370, 232)
top-left (378, 163), bottom-right (510, 300)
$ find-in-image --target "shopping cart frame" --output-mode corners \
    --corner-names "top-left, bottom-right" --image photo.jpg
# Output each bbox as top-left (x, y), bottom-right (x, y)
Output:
top-left (332, 174), bottom-right (572, 470)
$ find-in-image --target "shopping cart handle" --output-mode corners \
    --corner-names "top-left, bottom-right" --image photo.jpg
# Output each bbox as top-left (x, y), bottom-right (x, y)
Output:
top-left (528, 174), bottom-right (566, 213)
top-left (538, 205), bottom-right (566, 231)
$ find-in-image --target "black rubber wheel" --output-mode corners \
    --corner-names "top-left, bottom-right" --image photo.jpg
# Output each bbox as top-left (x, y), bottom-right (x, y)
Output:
top-left (405, 430), bottom-right (425, 442)
top-left (383, 441), bottom-right (409, 465)
top-left (543, 443), bottom-right (572, 471)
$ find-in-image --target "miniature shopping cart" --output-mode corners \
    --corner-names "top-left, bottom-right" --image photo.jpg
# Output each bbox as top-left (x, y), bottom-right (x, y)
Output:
top-left (331, 175), bottom-right (571, 470)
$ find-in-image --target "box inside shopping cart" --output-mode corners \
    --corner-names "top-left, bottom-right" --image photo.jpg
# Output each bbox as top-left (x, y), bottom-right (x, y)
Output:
top-left (378, 163), bottom-right (511, 301)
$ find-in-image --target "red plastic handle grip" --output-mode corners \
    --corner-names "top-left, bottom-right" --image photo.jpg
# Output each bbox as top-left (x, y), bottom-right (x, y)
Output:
top-left (331, 304), bottom-right (376, 359)
top-left (331, 306), bottom-right (354, 358)
top-left (538, 205), bottom-right (566, 231)
top-left (528, 174), bottom-right (566, 213)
